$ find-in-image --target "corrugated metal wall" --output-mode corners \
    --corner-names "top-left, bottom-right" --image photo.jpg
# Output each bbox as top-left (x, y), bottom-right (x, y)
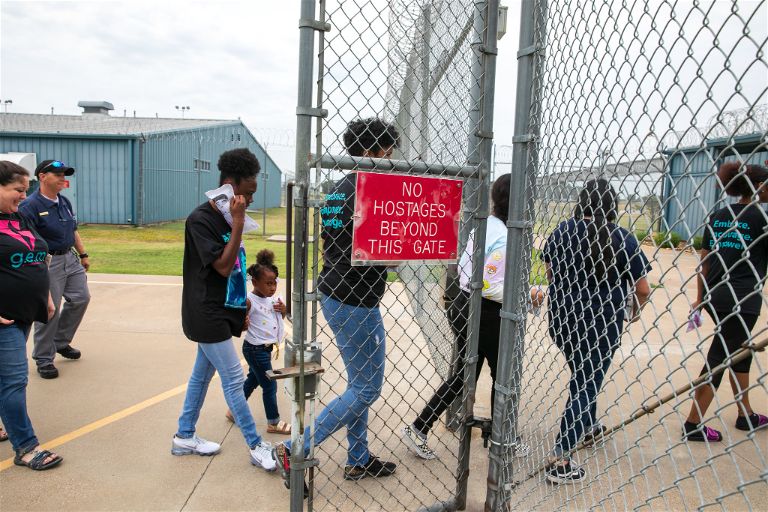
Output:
top-left (0, 135), bottom-right (134, 224)
top-left (664, 140), bottom-right (768, 239)
top-left (141, 123), bottom-right (283, 224)
top-left (1, 122), bottom-right (283, 225)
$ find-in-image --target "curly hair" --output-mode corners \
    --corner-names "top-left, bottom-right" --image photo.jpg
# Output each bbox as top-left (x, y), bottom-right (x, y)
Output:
top-left (717, 161), bottom-right (768, 197)
top-left (343, 117), bottom-right (400, 157)
top-left (247, 249), bottom-right (279, 281)
top-left (217, 148), bottom-right (260, 186)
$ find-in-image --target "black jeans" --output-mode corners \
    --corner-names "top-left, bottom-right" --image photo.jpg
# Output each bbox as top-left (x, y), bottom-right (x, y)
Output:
top-left (413, 292), bottom-right (501, 435)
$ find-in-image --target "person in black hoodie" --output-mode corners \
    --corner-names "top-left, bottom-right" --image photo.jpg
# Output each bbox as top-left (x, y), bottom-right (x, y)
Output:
top-left (274, 118), bottom-right (400, 485)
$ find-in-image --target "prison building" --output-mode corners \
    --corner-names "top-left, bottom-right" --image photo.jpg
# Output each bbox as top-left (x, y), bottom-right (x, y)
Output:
top-left (0, 101), bottom-right (282, 225)
top-left (663, 132), bottom-right (768, 239)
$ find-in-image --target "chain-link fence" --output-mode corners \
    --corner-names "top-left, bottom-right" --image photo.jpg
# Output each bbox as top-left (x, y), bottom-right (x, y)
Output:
top-left (285, 0), bottom-right (501, 510)
top-left (286, 0), bottom-right (767, 511)
top-left (492, 1), bottom-right (768, 511)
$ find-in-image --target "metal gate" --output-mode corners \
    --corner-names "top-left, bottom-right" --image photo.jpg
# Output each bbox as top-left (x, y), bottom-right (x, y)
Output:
top-left (286, 0), bottom-right (501, 510)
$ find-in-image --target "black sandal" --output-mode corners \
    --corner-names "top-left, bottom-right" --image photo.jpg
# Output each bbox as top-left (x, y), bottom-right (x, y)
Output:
top-left (14, 449), bottom-right (63, 471)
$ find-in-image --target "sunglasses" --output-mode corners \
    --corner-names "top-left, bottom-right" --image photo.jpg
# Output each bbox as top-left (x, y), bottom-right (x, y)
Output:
top-left (42, 160), bottom-right (67, 172)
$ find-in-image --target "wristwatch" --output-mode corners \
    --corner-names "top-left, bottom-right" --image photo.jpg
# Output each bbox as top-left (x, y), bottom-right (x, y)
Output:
top-left (78, 253), bottom-right (89, 259)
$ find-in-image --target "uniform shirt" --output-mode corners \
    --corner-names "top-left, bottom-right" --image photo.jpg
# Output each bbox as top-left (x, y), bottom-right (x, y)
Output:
top-left (19, 190), bottom-right (77, 252)
top-left (244, 292), bottom-right (285, 346)
top-left (701, 203), bottom-right (768, 315)
top-left (542, 219), bottom-right (650, 320)
top-left (181, 202), bottom-right (247, 343)
top-left (317, 173), bottom-right (388, 307)
top-left (0, 212), bottom-right (50, 324)
top-left (458, 216), bottom-right (507, 303)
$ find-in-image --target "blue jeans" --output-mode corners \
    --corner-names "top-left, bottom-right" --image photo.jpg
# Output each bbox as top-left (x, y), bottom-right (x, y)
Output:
top-left (286, 294), bottom-right (386, 466)
top-left (552, 311), bottom-right (623, 457)
top-left (177, 339), bottom-right (262, 448)
top-left (242, 342), bottom-right (280, 424)
top-left (0, 323), bottom-right (39, 454)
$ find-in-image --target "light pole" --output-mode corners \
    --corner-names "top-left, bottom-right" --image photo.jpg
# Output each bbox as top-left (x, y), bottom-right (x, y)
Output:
top-left (2, 99), bottom-right (12, 113)
top-left (175, 105), bottom-right (190, 118)
top-left (262, 142), bottom-right (269, 236)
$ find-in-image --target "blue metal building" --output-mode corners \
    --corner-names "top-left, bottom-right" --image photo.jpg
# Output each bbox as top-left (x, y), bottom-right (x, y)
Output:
top-left (0, 102), bottom-right (283, 225)
top-left (663, 133), bottom-right (768, 239)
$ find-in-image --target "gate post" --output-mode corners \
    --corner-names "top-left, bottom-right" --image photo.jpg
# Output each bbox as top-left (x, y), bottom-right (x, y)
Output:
top-left (484, 0), bottom-right (546, 510)
top-left (290, 0), bottom-right (318, 509)
top-left (454, 0), bottom-right (500, 509)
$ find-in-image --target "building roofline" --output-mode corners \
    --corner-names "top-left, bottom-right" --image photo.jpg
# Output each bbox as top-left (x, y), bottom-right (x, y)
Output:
top-left (662, 132), bottom-right (765, 155)
top-left (0, 131), bottom-right (137, 140)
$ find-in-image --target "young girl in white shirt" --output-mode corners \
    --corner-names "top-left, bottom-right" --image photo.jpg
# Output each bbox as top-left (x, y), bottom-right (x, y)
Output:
top-left (226, 249), bottom-right (291, 434)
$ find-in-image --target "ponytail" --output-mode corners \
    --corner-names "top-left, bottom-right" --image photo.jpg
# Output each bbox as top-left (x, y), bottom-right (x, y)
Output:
top-left (247, 249), bottom-right (279, 280)
top-left (575, 179), bottom-right (618, 281)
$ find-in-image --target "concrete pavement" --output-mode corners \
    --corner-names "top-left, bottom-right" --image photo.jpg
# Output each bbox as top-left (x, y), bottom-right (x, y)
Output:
top-left (0, 267), bottom-right (766, 511)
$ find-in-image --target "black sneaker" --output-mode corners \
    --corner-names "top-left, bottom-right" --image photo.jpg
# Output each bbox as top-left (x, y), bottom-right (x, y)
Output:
top-left (343, 455), bottom-right (396, 481)
top-left (37, 364), bottom-right (59, 379)
top-left (57, 346), bottom-right (81, 360)
top-left (546, 460), bottom-right (585, 485)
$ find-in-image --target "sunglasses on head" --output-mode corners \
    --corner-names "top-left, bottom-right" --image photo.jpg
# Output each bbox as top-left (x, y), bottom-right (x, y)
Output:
top-left (42, 160), bottom-right (67, 172)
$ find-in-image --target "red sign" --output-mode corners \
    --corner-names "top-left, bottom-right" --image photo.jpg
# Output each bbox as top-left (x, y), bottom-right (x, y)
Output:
top-left (352, 171), bottom-right (463, 265)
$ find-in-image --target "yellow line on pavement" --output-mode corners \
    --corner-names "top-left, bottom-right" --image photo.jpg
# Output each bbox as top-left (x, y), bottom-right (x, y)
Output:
top-left (0, 383), bottom-right (188, 471)
top-left (89, 281), bottom-right (182, 286)
top-left (0, 358), bottom-right (247, 472)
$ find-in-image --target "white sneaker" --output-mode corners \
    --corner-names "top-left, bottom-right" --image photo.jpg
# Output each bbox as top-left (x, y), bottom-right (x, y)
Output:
top-left (250, 442), bottom-right (277, 471)
top-left (401, 424), bottom-right (436, 460)
top-left (172, 435), bottom-right (221, 456)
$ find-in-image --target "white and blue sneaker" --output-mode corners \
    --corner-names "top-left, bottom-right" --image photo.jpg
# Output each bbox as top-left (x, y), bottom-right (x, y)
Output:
top-left (250, 442), bottom-right (277, 471)
top-left (171, 435), bottom-right (221, 456)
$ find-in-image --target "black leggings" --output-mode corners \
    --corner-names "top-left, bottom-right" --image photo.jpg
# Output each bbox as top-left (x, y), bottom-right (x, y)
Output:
top-left (412, 292), bottom-right (501, 435)
top-left (700, 309), bottom-right (759, 389)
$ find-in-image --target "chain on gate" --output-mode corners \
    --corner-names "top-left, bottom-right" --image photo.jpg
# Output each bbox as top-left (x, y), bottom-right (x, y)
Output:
top-left (492, 1), bottom-right (768, 511)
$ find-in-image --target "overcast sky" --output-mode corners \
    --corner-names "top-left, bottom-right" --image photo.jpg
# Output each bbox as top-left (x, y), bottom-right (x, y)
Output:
top-left (2, 1), bottom-right (764, 178)
top-left (0, 0), bottom-right (521, 175)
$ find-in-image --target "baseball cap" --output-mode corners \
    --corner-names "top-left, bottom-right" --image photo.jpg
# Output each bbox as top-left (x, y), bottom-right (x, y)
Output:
top-left (35, 160), bottom-right (75, 177)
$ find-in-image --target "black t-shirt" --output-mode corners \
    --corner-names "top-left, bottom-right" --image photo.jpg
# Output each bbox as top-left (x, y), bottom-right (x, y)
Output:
top-left (317, 173), bottom-right (387, 307)
top-left (181, 202), bottom-right (246, 342)
top-left (701, 203), bottom-right (768, 315)
top-left (0, 212), bottom-right (50, 324)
